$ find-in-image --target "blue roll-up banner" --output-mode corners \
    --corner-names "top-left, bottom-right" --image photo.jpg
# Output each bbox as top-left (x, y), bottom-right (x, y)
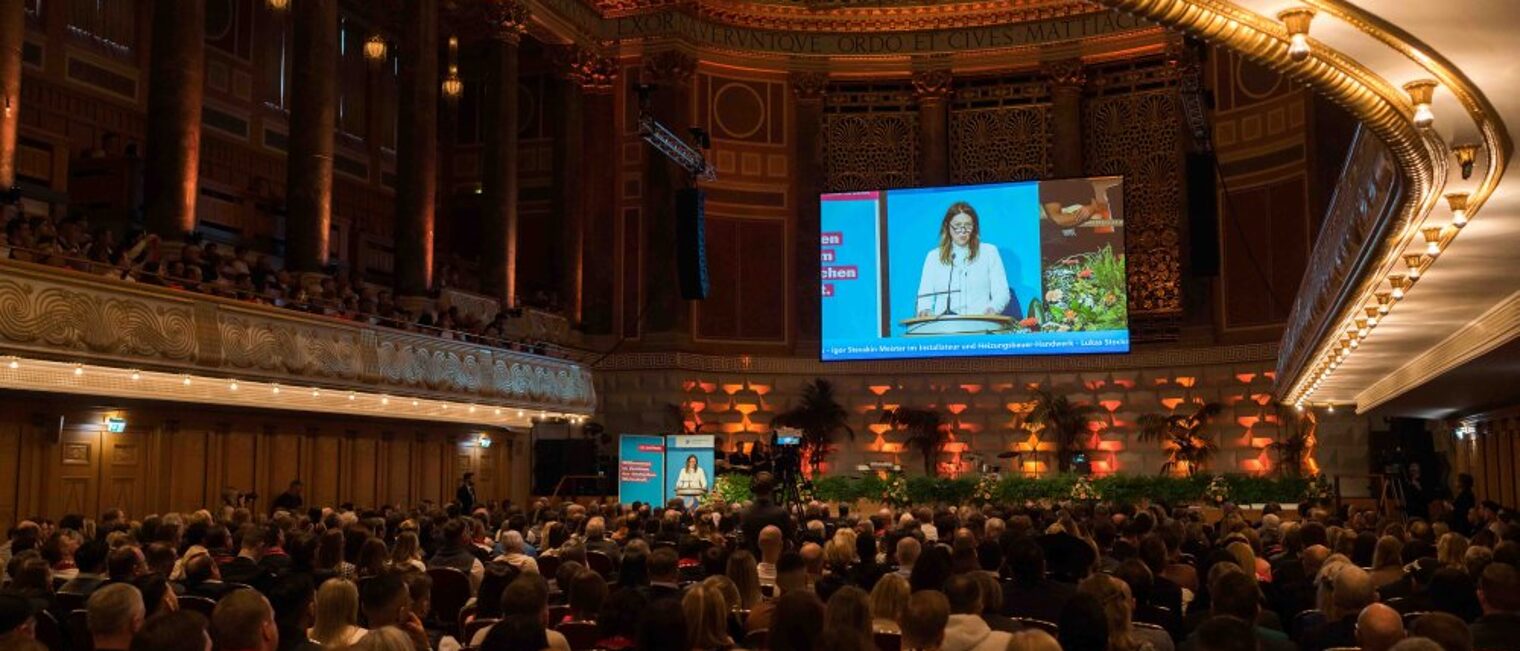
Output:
top-left (666, 435), bottom-right (716, 508)
top-left (617, 434), bottom-right (666, 506)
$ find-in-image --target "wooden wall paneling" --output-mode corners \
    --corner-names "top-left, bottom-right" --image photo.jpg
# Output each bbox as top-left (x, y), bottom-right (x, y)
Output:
top-left (348, 431), bottom-right (377, 508)
top-left (507, 432), bottom-right (530, 507)
top-left (1509, 429), bottom-right (1519, 509)
top-left (383, 433), bottom-right (411, 507)
top-left (0, 418), bottom-right (21, 530)
top-left (221, 424), bottom-right (258, 498)
top-left (53, 424), bottom-right (98, 518)
top-left (165, 424), bottom-right (208, 513)
top-left (310, 434), bottom-right (341, 508)
top-left (266, 428), bottom-right (302, 504)
top-left (99, 426), bottom-right (150, 518)
top-left (418, 435), bottom-right (444, 506)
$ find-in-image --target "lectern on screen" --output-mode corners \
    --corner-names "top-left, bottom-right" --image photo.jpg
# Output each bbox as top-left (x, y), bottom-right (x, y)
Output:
top-left (819, 177), bottom-right (1129, 362)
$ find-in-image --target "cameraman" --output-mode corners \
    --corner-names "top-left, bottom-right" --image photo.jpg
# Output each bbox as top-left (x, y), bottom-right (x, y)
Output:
top-left (742, 472), bottom-right (794, 554)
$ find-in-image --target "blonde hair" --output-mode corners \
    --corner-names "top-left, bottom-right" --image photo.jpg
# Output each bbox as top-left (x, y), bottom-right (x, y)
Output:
top-left (344, 626), bottom-right (412, 651)
top-left (869, 573), bottom-right (911, 623)
top-left (1226, 541), bottom-right (1258, 581)
top-left (702, 575), bottom-right (742, 615)
top-left (1007, 629), bottom-right (1063, 651)
top-left (682, 583), bottom-right (733, 650)
top-left (725, 550), bottom-right (763, 609)
top-left (824, 536), bottom-right (857, 568)
top-left (1078, 574), bottom-right (1140, 651)
top-left (1438, 533), bottom-right (1469, 569)
top-left (311, 578), bottom-right (361, 647)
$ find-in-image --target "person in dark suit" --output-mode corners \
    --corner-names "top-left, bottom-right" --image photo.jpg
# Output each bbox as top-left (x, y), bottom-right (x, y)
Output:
top-left (58, 539), bottom-right (109, 597)
top-left (1452, 473), bottom-right (1477, 536)
top-left (270, 480), bottom-right (304, 515)
top-left (219, 525), bottom-right (274, 592)
top-left (741, 472), bottom-right (794, 555)
top-left (1471, 562), bottom-right (1520, 650)
top-left (1180, 569), bottom-right (1295, 651)
top-left (267, 573), bottom-right (322, 651)
top-left (583, 516), bottom-right (623, 568)
top-left (639, 548), bottom-right (685, 603)
top-left (456, 473), bottom-right (477, 513)
top-left (180, 553), bottom-right (233, 601)
top-left (1001, 537), bottom-right (1075, 625)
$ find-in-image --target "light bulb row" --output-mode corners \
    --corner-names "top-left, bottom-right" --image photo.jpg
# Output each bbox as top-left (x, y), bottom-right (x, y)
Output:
top-left (3, 356), bottom-right (588, 424)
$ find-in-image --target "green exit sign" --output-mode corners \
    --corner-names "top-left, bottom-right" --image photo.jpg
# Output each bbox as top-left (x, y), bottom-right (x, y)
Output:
top-left (106, 417), bottom-right (126, 433)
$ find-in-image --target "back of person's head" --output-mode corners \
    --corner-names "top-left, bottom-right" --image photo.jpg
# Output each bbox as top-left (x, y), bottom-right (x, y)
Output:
top-left (1390, 638), bottom-right (1446, 651)
top-left (726, 549), bottom-right (762, 608)
top-left (909, 545), bottom-right (952, 593)
top-left (87, 583), bottom-right (145, 638)
top-left (500, 573), bottom-right (550, 618)
top-left (1113, 558), bottom-right (1154, 603)
top-left (901, 590), bottom-right (949, 651)
top-left (1079, 573), bottom-right (1134, 644)
top-left (648, 547), bottom-right (679, 581)
top-left (569, 570), bottom-right (608, 620)
top-left (1374, 535), bottom-right (1406, 569)
top-left (767, 590), bottom-right (823, 651)
top-left (777, 551), bottom-right (808, 594)
top-left (1408, 612), bottom-right (1472, 651)
top-left (76, 538), bottom-right (109, 573)
top-left (441, 518), bottom-right (467, 547)
top-left (129, 611), bottom-right (209, 651)
top-left (1194, 616), bottom-right (1257, 651)
top-left (131, 573), bottom-right (174, 618)
top-left (1007, 629), bottom-right (1062, 651)
top-left (265, 573), bottom-right (315, 634)
top-left (637, 598), bottom-right (688, 651)
top-left (682, 583), bottom-right (733, 650)
top-left (475, 562), bottom-right (521, 619)
top-left (1331, 564), bottom-right (1375, 617)
top-left (597, 588), bottom-right (647, 641)
top-left (1210, 569), bottom-right (1260, 621)
top-left (942, 574), bottom-right (982, 615)
top-left (1357, 603), bottom-right (1406, 651)
top-left (107, 545), bottom-right (145, 581)
top-left (824, 585), bottom-right (873, 637)
top-left (1058, 592), bottom-right (1110, 651)
top-left (1481, 562), bottom-right (1520, 613)
top-left (869, 572), bottom-right (911, 623)
top-left (353, 625), bottom-right (418, 651)
top-left (311, 578), bottom-right (360, 646)
top-left (211, 588), bottom-right (274, 651)
top-left (759, 525), bottom-right (784, 561)
top-left (1008, 537), bottom-right (1045, 582)
top-left (359, 572), bottom-right (409, 627)
top-left (896, 536), bottom-right (922, 567)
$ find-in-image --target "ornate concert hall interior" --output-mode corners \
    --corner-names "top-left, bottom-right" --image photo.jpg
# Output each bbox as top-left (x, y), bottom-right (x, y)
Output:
top-left (0, 2), bottom-right (1519, 638)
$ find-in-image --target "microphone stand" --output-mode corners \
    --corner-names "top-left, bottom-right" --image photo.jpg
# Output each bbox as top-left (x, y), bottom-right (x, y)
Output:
top-left (940, 254), bottom-right (957, 317)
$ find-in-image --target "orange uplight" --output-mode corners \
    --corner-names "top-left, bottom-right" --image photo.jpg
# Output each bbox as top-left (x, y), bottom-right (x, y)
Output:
top-left (947, 403), bottom-right (967, 414)
top-left (1264, 371), bottom-right (1277, 380)
top-left (1092, 459), bottom-right (1114, 474)
top-left (699, 382), bottom-right (717, 393)
top-left (1096, 440), bottom-right (1124, 452)
top-left (1086, 420), bottom-right (1108, 433)
top-left (1099, 399), bottom-right (1122, 413)
top-left (751, 384), bottom-right (772, 396)
top-left (880, 442), bottom-right (904, 454)
top-left (1160, 397), bottom-right (1185, 410)
top-left (1016, 432), bottom-right (1055, 453)
top-left (735, 403), bottom-right (757, 415)
top-left (1022, 460), bottom-right (1046, 474)
top-left (992, 383), bottom-right (1015, 392)
top-left (722, 384), bottom-right (743, 395)
top-left (868, 423), bottom-right (892, 435)
top-left (1235, 373), bottom-right (1257, 384)
top-left (960, 384), bottom-right (984, 394)
top-left (1084, 379), bottom-right (1107, 391)
top-left (681, 380), bottom-right (697, 392)
top-left (868, 385), bottom-right (892, 396)
top-left (687, 402), bottom-right (706, 413)
top-left (1252, 393), bottom-right (1273, 405)
top-left (1006, 401), bottom-right (1035, 414)
top-left (1250, 437), bottom-right (1274, 449)
top-left (942, 441), bottom-right (969, 453)
top-left (1176, 376), bottom-right (1197, 388)
top-left (1025, 382), bottom-right (1042, 391)
top-left (1237, 416), bottom-right (1259, 430)
top-left (1240, 458), bottom-right (1265, 473)
top-left (1113, 379), bottom-right (1136, 389)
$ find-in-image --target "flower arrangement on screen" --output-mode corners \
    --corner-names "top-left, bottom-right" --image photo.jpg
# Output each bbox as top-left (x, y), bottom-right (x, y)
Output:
top-left (1023, 245), bottom-right (1128, 332)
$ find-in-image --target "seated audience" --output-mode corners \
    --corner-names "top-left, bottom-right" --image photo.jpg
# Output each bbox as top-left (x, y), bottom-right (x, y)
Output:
top-left (88, 583), bottom-right (146, 651)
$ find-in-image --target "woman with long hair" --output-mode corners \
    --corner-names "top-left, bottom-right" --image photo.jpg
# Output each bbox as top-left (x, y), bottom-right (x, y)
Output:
top-left (389, 531), bottom-right (424, 573)
top-left (315, 529), bottom-right (355, 581)
top-left (913, 201), bottom-right (1014, 319)
top-left (1370, 535), bottom-right (1407, 588)
top-left (675, 454), bottom-right (709, 509)
top-left (823, 586), bottom-right (874, 649)
top-left (310, 578), bottom-right (367, 648)
top-left (726, 550), bottom-right (763, 610)
top-left (569, 570), bottom-right (609, 622)
top-left (1078, 574), bottom-right (1163, 651)
top-left (1438, 533), bottom-right (1469, 570)
top-left (683, 583), bottom-right (735, 651)
top-left (354, 537), bottom-right (389, 579)
top-left (869, 573), bottom-right (910, 634)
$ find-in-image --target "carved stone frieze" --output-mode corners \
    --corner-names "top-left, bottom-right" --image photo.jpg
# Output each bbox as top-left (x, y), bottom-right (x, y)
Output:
top-left (0, 260), bottom-right (596, 411)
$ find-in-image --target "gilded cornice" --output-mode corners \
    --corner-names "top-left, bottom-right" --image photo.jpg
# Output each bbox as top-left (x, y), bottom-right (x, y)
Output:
top-left (693, 0), bottom-right (1101, 33)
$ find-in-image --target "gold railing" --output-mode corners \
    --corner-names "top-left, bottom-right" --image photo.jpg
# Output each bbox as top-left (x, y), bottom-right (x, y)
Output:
top-left (0, 257), bottom-right (597, 412)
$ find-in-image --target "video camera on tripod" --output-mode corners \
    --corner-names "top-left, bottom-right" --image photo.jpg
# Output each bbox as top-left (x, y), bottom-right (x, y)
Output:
top-left (772, 428), bottom-right (807, 507)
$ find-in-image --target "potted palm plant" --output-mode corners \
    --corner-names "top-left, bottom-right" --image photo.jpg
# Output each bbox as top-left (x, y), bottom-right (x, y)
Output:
top-left (881, 406), bottom-right (945, 476)
top-left (1268, 407), bottom-right (1318, 477)
top-left (1137, 402), bottom-right (1223, 476)
top-left (773, 378), bottom-right (855, 476)
top-left (1029, 389), bottom-right (1105, 473)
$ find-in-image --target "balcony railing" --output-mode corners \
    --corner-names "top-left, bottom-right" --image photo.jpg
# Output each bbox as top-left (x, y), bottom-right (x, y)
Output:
top-left (0, 256), bottom-right (597, 413)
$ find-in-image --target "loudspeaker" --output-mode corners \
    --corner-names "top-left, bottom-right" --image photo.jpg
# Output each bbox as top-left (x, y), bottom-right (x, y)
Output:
top-left (676, 188), bottom-right (709, 300)
top-left (1185, 151), bottom-right (1220, 277)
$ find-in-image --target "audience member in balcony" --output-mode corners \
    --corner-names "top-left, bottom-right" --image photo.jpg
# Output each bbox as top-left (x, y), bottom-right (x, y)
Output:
top-left (88, 583), bottom-right (146, 651)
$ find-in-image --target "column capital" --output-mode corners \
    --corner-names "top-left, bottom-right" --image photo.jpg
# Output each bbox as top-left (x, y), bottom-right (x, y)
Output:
top-left (1043, 58), bottom-right (1087, 89)
top-left (911, 68), bottom-right (953, 102)
top-left (488, 0), bottom-right (530, 44)
top-left (562, 47), bottom-right (618, 94)
top-left (790, 71), bottom-right (829, 103)
top-left (642, 49), bottom-right (698, 90)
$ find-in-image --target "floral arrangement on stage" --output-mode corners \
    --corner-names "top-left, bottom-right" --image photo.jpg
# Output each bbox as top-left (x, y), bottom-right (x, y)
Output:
top-left (704, 473), bottom-right (752, 507)
top-left (1203, 475), bottom-right (1231, 505)
top-left (880, 473), bottom-right (911, 508)
top-left (1070, 475), bottom-right (1102, 501)
top-left (1303, 474), bottom-right (1335, 505)
top-left (779, 473), bottom-right (1318, 508)
top-left (972, 473), bottom-right (1000, 505)
top-left (1024, 245), bottom-right (1128, 332)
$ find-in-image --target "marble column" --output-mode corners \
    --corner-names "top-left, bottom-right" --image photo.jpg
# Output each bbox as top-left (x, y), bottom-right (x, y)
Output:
top-left (481, 2), bottom-right (528, 307)
top-left (142, 0), bottom-right (205, 238)
top-left (791, 71), bottom-right (827, 349)
top-left (1046, 59), bottom-right (1087, 178)
top-left (285, 0), bottom-right (338, 274)
top-left (395, 0), bottom-right (439, 298)
top-left (639, 50), bottom-right (697, 335)
top-left (552, 48), bottom-right (589, 325)
top-left (0, 0), bottom-right (23, 191)
top-left (912, 69), bottom-right (952, 187)
top-left (573, 53), bottom-right (617, 334)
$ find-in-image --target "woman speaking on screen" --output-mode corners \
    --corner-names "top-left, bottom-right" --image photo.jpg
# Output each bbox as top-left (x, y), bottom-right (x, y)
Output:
top-left (915, 202), bottom-right (1014, 318)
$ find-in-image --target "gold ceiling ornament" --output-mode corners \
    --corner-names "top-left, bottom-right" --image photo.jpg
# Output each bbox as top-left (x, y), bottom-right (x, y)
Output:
top-left (566, 48), bottom-right (618, 92)
top-left (364, 34), bottom-right (388, 63)
top-left (1042, 58), bottom-right (1087, 88)
top-left (1402, 253), bottom-right (1424, 279)
top-left (689, 0), bottom-right (1103, 34)
top-left (1403, 79), bottom-right (1438, 128)
top-left (491, 0), bottom-right (532, 43)
top-left (1444, 192), bottom-right (1470, 228)
top-left (1451, 144), bottom-right (1480, 180)
top-left (1276, 7), bottom-right (1316, 62)
top-left (1421, 226), bottom-right (1444, 257)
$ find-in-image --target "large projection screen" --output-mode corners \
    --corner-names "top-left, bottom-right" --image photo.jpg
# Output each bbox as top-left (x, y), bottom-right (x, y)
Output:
top-left (819, 177), bottom-right (1129, 362)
